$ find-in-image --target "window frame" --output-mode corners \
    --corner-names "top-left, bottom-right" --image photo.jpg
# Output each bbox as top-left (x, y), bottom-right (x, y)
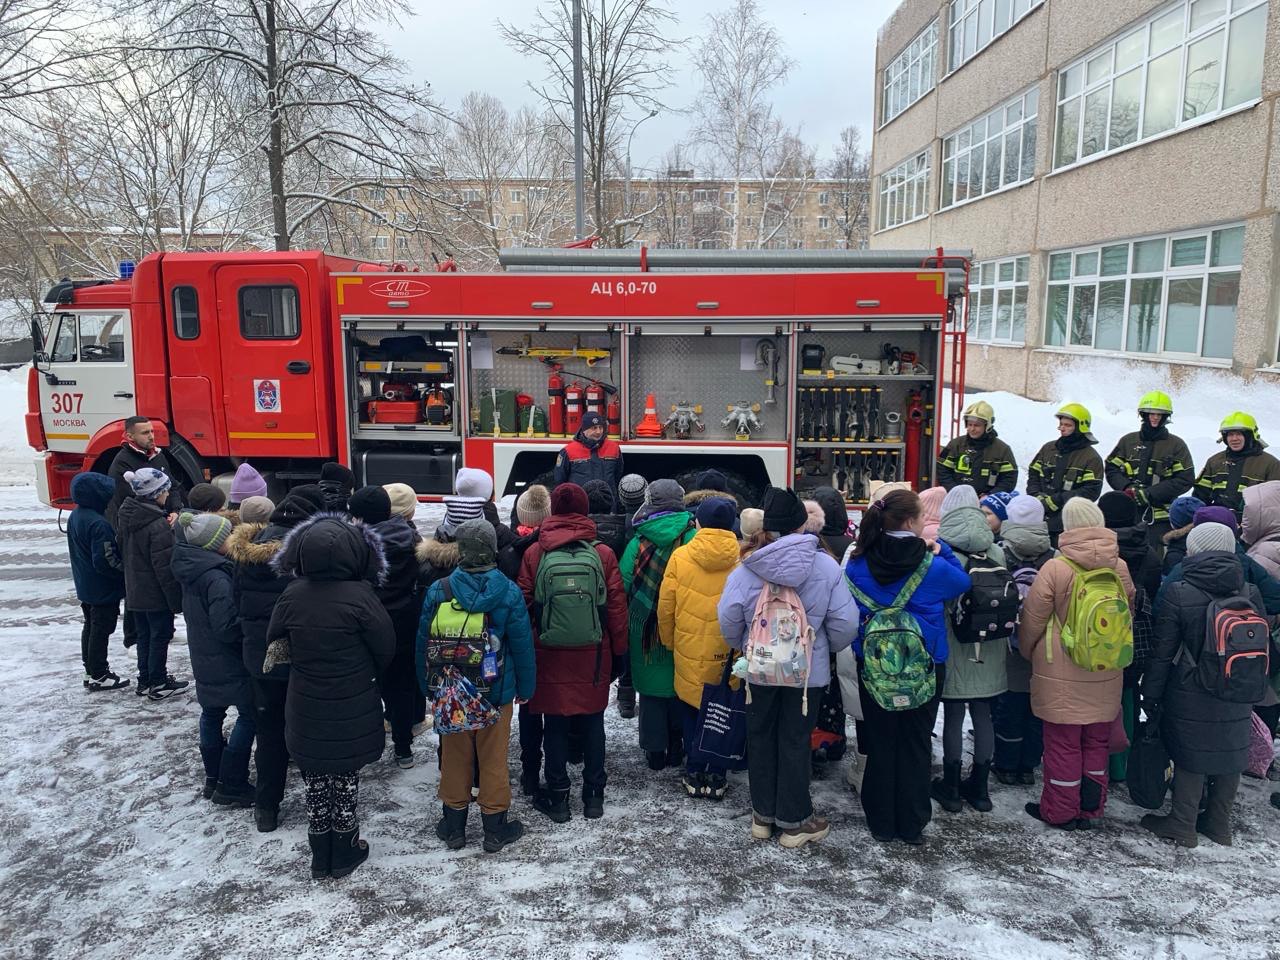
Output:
top-left (948, 0), bottom-right (1044, 74)
top-left (882, 19), bottom-right (938, 125)
top-left (172, 286), bottom-right (200, 341)
top-left (967, 256), bottom-right (1031, 344)
top-left (876, 149), bottom-right (932, 232)
top-left (238, 285), bottom-right (302, 341)
top-left (1043, 222), bottom-right (1245, 362)
top-left (1051, 0), bottom-right (1267, 175)
top-left (940, 86), bottom-right (1039, 211)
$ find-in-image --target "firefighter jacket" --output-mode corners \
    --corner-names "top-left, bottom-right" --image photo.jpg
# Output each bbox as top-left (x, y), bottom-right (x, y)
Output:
top-left (1025, 432), bottom-right (1104, 534)
top-left (553, 437), bottom-right (625, 490)
top-left (1103, 425), bottom-right (1194, 523)
top-left (936, 430), bottom-right (1018, 494)
top-left (1193, 442), bottom-right (1280, 517)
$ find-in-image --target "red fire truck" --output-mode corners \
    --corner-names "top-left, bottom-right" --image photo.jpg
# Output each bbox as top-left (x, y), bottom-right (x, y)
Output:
top-left (26, 246), bottom-right (970, 509)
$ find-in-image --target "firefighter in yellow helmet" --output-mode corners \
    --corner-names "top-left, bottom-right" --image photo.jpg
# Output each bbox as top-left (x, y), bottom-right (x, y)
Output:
top-left (1104, 391), bottom-right (1194, 546)
top-left (1025, 403), bottom-right (1104, 540)
top-left (1193, 412), bottom-right (1280, 517)
top-left (937, 400), bottom-right (1018, 494)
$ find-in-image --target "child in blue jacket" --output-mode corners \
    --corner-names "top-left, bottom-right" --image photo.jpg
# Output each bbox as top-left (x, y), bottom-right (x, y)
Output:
top-left (418, 518), bottom-right (535, 853)
top-left (67, 473), bottom-right (129, 690)
top-left (846, 488), bottom-right (970, 845)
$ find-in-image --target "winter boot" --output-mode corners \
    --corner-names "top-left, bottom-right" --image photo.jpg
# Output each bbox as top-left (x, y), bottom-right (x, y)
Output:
top-left (1271, 791), bottom-right (1280, 811)
top-left (329, 826), bottom-right (370, 879)
top-left (481, 811), bottom-right (525, 853)
top-left (255, 806), bottom-right (279, 833)
top-left (533, 788), bottom-right (571, 824)
top-left (959, 762), bottom-right (993, 813)
top-left (211, 747), bottom-right (254, 807)
top-left (201, 777), bottom-right (218, 801)
top-left (682, 771), bottom-right (706, 798)
top-left (646, 751), bottom-right (668, 771)
top-left (930, 760), bottom-right (964, 813)
top-left (993, 766), bottom-right (1019, 786)
top-left (582, 787), bottom-right (604, 820)
top-left (1195, 774), bottom-right (1238, 846)
top-left (1140, 771), bottom-right (1201, 848)
top-left (1018, 769), bottom-right (1037, 785)
top-left (211, 782), bottom-right (256, 808)
top-left (199, 745), bottom-right (224, 800)
top-left (616, 683), bottom-right (636, 719)
top-left (307, 831), bottom-right (332, 880)
top-left (1024, 802), bottom-right (1078, 831)
top-left (666, 736), bottom-right (685, 771)
top-left (394, 746), bottom-right (414, 770)
top-left (435, 804), bottom-right (468, 850)
top-left (779, 816), bottom-right (830, 849)
top-left (704, 773), bottom-right (728, 801)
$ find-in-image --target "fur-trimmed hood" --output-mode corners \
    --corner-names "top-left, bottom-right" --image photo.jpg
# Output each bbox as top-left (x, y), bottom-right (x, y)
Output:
top-left (683, 488), bottom-right (738, 510)
top-left (1163, 522), bottom-right (1193, 546)
top-left (226, 522), bottom-right (281, 565)
top-left (271, 512), bottom-right (387, 585)
top-left (416, 535), bottom-right (460, 569)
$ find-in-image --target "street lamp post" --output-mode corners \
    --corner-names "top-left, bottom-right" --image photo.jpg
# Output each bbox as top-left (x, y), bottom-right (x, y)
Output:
top-left (623, 109), bottom-right (659, 224)
top-left (571, 0), bottom-right (586, 240)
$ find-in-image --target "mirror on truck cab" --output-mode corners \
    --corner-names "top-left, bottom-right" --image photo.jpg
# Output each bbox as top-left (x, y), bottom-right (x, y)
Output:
top-left (30, 311), bottom-right (47, 366)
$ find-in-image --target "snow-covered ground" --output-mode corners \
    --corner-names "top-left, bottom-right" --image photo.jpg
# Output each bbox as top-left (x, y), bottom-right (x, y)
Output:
top-left (0, 482), bottom-right (1278, 960)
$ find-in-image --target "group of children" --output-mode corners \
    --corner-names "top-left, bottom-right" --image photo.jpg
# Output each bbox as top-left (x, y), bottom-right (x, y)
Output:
top-left (64, 393), bottom-right (1280, 877)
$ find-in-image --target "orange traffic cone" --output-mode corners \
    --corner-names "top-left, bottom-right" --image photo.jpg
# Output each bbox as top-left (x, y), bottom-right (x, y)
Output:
top-left (634, 393), bottom-right (664, 437)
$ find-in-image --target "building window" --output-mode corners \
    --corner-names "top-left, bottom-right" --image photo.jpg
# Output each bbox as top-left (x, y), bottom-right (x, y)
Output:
top-left (635, 191), bottom-right (649, 203)
top-left (370, 186), bottom-right (386, 204)
top-left (968, 256), bottom-right (1029, 343)
top-left (239, 286), bottom-right (300, 340)
top-left (818, 191), bottom-right (830, 205)
top-left (396, 236), bottom-right (410, 253)
top-left (692, 189), bottom-right (714, 202)
top-left (509, 189), bottom-right (525, 203)
top-left (723, 191), bottom-right (736, 206)
top-left (676, 216), bottom-right (689, 228)
top-left (941, 86), bottom-right (1038, 209)
top-left (818, 217), bottom-right (831, 229)
top-left (883, 20), bottom-right (938, 124)
top-left (371, 236), bottom-right (389, 251)
top-left (877, 149), bottom-right (931, 231)
top-left (461, 189), bottom-right (482, 202)
top-left (1044, 223), bottom-right (1244, 360)
top-left (172, 286), bottom-right (199, 340)
top-left (949, 0), bottom-right (1043, 73)
top-left (746, 191), bottom-right (759, 204)
top-left (1053, 0), bottom-right (1266, 172)
top-left (510, 214), bottom-right (525, 228)
top-left (677, 191), bottom-right (689, 203)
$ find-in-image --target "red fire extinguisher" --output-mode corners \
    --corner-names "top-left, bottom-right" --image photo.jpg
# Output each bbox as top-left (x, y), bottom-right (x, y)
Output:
top-left (903, 390), bottom-right (925, 491)
top-left (606, 394), bottom-right (621, 439)
top-left (584, 380), bottom-right (605, 420)
top-left (564, 381), bottom-right (584, 437)
top-left (547, 365), bottom-right (565, 438)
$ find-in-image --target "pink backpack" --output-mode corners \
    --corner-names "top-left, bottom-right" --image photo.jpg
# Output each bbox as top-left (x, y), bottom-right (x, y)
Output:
top-left (1245, 712), bottom-right (1275, 778)
top-left (744, 581), bottom-right (816, 714)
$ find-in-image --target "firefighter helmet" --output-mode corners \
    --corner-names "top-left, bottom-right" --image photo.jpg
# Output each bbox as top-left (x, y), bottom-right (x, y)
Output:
top-left (1137, 391), bottom-right (1173, 417)
top-left (1220, 411), bottom-right (1262, 445)
top-left (1056, 402), bottom-right (1093, 434)
top-left (963, 400), bottom-right (995, 426)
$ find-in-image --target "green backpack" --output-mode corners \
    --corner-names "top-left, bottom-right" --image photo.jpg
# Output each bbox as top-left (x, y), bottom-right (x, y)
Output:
top-left (533, 541), bottom-right (607, 648)
top-left (850, 554), bottom-right (936, 711)
top-left (1049, 559), bottom-right (1133, 672)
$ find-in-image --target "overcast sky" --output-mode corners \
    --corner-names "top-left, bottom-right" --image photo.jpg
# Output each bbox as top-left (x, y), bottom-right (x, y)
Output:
top-left (388, 0), bottom-right (902, 174)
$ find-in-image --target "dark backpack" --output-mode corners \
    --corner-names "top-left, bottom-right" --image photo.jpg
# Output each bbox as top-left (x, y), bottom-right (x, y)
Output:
top-left (1187, 596), bottom-right (1270, 703)
top-left (953, 559), bottom-right (1020, 650)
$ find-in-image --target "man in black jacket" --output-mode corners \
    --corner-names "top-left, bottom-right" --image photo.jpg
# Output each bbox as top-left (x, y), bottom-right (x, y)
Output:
top-left (226, 484), bottom-right (326, 832)
top-left (107, 416), bottom-right (183, 528)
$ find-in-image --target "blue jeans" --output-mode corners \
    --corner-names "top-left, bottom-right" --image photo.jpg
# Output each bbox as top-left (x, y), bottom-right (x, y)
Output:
top-left (199, 706), bottom-right (256, 789)
top-left (133, 609), bottom-right (174, 687)
top-left (681, 700), bottom-right (727, 777)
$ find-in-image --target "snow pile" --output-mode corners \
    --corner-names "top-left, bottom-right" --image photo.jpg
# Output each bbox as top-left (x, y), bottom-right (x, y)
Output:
top-left (0, 365), bottom-right (32, 485)
top-left (943, 354), bottom-right (1280, 484)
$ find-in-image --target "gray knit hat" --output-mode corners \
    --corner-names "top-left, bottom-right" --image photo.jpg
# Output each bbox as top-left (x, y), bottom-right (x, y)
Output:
top-left (456, 518), bottom-right (498, 572)
top-left (238, 496), bottom-right (275, 524)
top-left (940, 484), bottom-right (979, 517)
top-left (516, 484), bottom-right (551, 528)
top-left (124, 468), bottom-right (171, 500)
top-left (633, 478), bottom-right (685, 524)
top-left (1188, 521), bottom-right (1236, 555)
top-left (617, 473), bottom-right (649, 512)
top-left (179, 511), bottom-right (232, 552)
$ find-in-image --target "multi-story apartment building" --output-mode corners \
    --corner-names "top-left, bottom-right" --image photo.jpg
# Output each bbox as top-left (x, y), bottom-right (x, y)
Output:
top-left (870, 0), bottom-right (1275, 398)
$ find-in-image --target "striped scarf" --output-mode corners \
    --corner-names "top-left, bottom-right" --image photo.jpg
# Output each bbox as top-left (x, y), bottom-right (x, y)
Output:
top-left (627, 522), bottom-right (693, 656)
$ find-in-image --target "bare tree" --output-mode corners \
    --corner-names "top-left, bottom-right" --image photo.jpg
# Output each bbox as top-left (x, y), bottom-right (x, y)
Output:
top-left (692, 0), bottom-right (791, 249)
top-left (500, 0), bottom-right (681, 245)
top-left (125, 0), bottom-right (445, 250)
top-left (820, 125), bottom-right (870, 249)
top-left (743, 122), bottom-right (814, 249)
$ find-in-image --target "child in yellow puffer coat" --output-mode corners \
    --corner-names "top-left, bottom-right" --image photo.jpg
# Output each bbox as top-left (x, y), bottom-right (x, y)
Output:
top-left (657, 498), bottom-right (741, 800)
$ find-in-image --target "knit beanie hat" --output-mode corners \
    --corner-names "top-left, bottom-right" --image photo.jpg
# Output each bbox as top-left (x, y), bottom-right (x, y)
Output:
top-left (762, 487), bottom-right (808, 533)
top-left (348, 485), bottom-right (392, 525)
top-left (440, 496), bottom-right (485, 535)
top-left (583, 479), bottom-right (616, 513)
top-left (578, 410), bottom-right (606, 434)
top-left (290, 484), bottom-right (327, 512)
top-left (229, 462), bottom-right (267, 504)
top-left (1193, 504), bottom-right (1240, 537)
top-left (383, 482), bottom-right (417, 520)
top-left (456, 518), bottom-right (498, 572)
top-left (1004, 494), bottom-right (1044, 526)
top-left (940, 484), bottom-right (979, 517)
top-left (551, 482), bottom-right (589, 516)
top-left (454, 467), bottom-right (494, 501)
top-left (803, 500), bottom-right (825, 534)
top-left (617, 473), bottom-right (649, 512)
top-left (1099, 491), bottom-right (1137, 529)
top-left (634, 478), bottom-right (686, 524)
top-left (695, 497), bottom-right (736, 531)
top-left (516, 484), bottom-right (552, 527)
top-left (695, 469), bottom-right (729, 493)
top-left (319, 461), bottom-right (355, 493)
top-left (1062, 497), bottom-right (1105, 530)
top-left (979, 490), bottom-right (1016, 523)
top-left (179, 511), bottom-right (232, 552)
top-left (188, 483), bottom-right (226, 513)
top-left (919, 486), bottom-right (947, 525)
top-left (238, 496), bottom-right (275, 524)
top-left (740, 507), bottom-right (764, 538)
top-left (1169, 495), bottom-right (1206, 529)
top-left (1188, 521), bottom-right (1237, 555)
top-left (125, 468), bottom-right (171, 499)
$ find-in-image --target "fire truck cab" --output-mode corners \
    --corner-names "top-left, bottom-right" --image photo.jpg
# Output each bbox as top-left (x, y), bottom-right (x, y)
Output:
top-left (28, 247), bottom-right (970, 511)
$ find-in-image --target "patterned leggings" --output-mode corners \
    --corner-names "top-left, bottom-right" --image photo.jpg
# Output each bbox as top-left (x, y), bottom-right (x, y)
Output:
top-left (301, 770), bottom-right (360, 833)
